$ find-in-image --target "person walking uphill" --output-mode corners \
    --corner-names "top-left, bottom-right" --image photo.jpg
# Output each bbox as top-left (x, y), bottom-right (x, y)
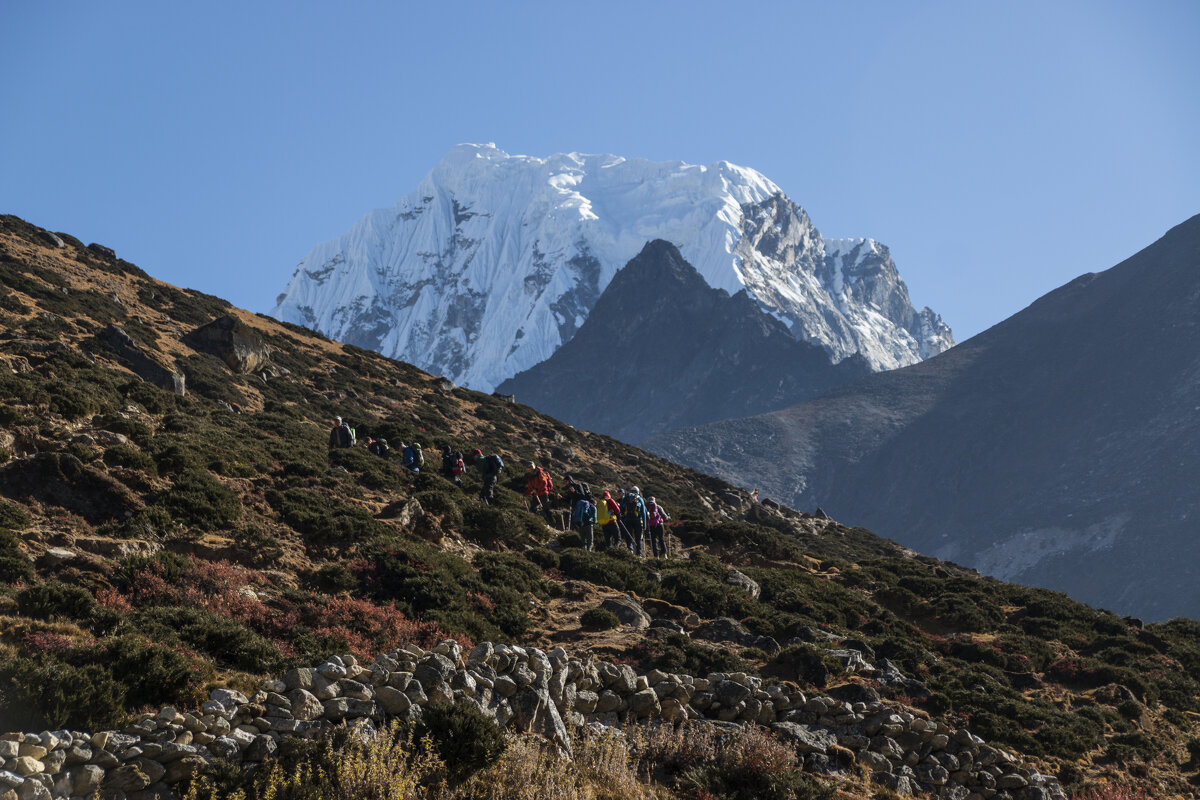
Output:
top-left (599, 490), bottom-right (635, 552)
top-left (524, 462), bottom-right (555, 525)
top-left (329, 416), bottom-right (354, 450)
top-left (571, 495), bottom-right (597, 551)
top-left (645, 495), bottom-right (671, 558)
top-left (472, 449), bottom-right (504, 505)
top-left (622, 486), bottom-right (647, 556)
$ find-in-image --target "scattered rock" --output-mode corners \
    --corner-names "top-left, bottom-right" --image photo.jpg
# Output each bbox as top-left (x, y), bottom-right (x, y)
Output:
top-left (600, 596), bottom-right (651, 629)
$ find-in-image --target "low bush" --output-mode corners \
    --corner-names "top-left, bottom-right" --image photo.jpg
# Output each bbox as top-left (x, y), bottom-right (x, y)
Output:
top-left (581, 608), bottom-right (621, 630)
top-left (158, 469), bottom-right (243, 531)
top-left (417, 699), bottom-right (507, 785)
top-left (17, 581), bottom-right (97, 621)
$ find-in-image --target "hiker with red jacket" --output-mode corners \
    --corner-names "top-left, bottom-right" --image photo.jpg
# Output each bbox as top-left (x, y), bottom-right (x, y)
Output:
top-left (524, 461), bottom-right (555, 524)
top-left (645, 495), bottom-right (671, 558)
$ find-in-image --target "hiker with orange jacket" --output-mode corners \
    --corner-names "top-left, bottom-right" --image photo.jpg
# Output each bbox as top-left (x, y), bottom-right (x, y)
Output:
top-left (524, 462), bottom-right (555, 524)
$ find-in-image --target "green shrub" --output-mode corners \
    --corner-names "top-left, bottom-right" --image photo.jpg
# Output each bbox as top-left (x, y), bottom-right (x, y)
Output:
top-left (0, 656), bottom-right (126, 731)
top-left (17, 581), bottom-right (97, 621)
top-left (103, 444), bottom-right (157, 473)
top-left (525, 548), bottom-right (559, 570)
top-left (581, 608), bottom-right (621, 630)
top-left (129, 606), bottom-right (283, 673)
top-left (631, 632), bottom-right (748, 675)
top-left (417, 699), bottom-right (507, 784)
top-left (314, 563), bottom-right (358, 593)
top-left (765, 644), bottom-right (833, 689)
top-left (158, 469), bottom-right (242, 531)
top-left (414, 490), bottom-right (464, 529)
top-left (0, 499), bottom-right (30, 530)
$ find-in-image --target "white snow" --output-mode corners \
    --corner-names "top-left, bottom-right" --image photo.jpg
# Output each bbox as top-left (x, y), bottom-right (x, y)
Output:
top-left (271, 144), bottom-right (953, 391)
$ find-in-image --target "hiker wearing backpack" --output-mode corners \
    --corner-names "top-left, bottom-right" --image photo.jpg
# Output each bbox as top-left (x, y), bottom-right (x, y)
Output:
top-left (440, 445), bottom-right (456, 482)
top-left (645, 495), bottom-right (671, 558)
top-left (472, 449), bottom-right (504, 505)
top-left (368, 437), bottom-right (390, 458)
top-left (400, 442), bottom-right (423, 473)
top-left (524, 462), bottom-right (555, 524)
top-left (598, 490), bottom-right (634, 552)
top-left (328, 416), bottom-right (354, 450)
top-left (571, 496), bottom-right (598, 551)
top-left (622, 486), bottom-right (647, 556)
top-left (564, 475), bottom-right (593, 511)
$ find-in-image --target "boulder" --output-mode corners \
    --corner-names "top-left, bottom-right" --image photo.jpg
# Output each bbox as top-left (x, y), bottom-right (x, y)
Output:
top-left (182, 315), bottom-right (272, 374)
top-left (600, 596), bottom-right (651, 629)
top-left (98, 324), bottom-right (185, 395)
top-left (726, 569), bottom-right (760, 599)
top-left (693, 617), bottom-right (755, 646)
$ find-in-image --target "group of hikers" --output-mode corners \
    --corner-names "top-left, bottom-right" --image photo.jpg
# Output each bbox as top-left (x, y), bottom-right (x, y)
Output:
top-left (328, 416), bottom-right (671, 557)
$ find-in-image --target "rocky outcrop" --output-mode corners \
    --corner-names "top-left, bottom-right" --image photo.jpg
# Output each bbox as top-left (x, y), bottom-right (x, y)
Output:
top-left (182, 315), bottom-right (272, 375)
top-left (96, 325), bottom-right (185, 396)
top-left (0, 640), bottom-right (1062, 800)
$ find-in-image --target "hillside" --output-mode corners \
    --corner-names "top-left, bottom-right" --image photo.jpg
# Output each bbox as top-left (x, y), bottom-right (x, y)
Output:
top-left (497, 240), bottom-right (869, 443)
top-left (647, 214), bottom-right (1200, 623)
top-left (1, 214), bottom-right (1200, 799)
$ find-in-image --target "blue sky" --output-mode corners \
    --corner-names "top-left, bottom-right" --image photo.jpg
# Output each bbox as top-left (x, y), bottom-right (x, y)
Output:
top-left (2, 1), bottom-right (1197, 341)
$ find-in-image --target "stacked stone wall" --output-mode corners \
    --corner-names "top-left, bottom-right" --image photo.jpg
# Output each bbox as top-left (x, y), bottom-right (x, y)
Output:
top-left (0, 640), bottom-right (1063, 800)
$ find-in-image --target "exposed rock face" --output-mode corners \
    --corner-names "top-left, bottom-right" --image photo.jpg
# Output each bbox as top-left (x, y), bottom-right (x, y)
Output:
top-left (498, 241), bottom-right (869, 443)
top-left (182, 315), bottom-right (272, 374)
top-left (647, 214), bottom-right (1200, 621)
top-left (96, 325), bottom-right (185, 396)
top-left (0, 640), bottom-right (1061, 800)
top-left (272, 144), bottom-right (951, 392)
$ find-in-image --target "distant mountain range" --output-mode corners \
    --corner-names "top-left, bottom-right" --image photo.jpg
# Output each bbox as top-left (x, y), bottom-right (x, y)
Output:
top-left (271, 144), bottom-right (952, 392)
top-left (647, 215), bottom-right (1200, 621)
top-left (498, 240), bottom-right (870, 443)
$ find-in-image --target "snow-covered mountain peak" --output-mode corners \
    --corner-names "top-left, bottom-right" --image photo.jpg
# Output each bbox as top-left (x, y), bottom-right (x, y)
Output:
top-left (272, 144), bottom-right (952, 390)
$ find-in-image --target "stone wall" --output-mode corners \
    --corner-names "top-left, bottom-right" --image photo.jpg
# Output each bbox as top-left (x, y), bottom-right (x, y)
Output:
top-left (0, 639), bottom-right (1064, 800)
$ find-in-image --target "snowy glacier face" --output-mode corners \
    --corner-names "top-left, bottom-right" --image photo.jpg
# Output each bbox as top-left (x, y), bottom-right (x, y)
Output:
top-left (271, 143), bottom-right (953, 390)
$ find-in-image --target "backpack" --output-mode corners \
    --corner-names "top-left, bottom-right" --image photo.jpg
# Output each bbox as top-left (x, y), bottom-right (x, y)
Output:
top-left (624, 494), bottom-right (643, 519)
top-left (453, 456), bottom-right (465, 475)
top-left (646, 500), bottom-right (664, 527)
top-left (538, 467), bottom-right (553, 494)
top-left (348, 426), bottom-right (356, 446)
top-left (413, 444), bottom-right (424, 467)
top-left (483, 454), bottom-right (504, 475)
top-left (581, 500), bottom-right (597, 525)
top-left (577, 481), bottom-right (592, 500)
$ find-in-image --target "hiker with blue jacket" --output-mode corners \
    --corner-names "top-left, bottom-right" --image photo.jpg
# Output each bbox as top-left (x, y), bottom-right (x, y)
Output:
top-left (571, 494), bottom-right (598, 551)
top-left (621, 486), bottom-right (647, 557)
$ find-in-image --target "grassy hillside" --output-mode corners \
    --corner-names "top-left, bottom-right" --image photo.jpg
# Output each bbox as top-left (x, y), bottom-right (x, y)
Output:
top-left (0, 214), bottom-right (1198, 798)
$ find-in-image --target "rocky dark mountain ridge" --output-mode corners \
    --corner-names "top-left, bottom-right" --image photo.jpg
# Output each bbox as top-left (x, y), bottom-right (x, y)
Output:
top-left (648, 214), bottom-right (1200, 623)
top-left (497, 240), bottom-right (870, 443)
top-left (2, 214), bottom-right (1200, 799)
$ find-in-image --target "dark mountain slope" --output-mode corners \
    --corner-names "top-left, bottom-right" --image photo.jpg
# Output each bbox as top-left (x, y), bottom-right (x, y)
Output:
top-left (648, 214), bottom-right (1200, 620)
top-left (498, 240), bottom-right (869, 443)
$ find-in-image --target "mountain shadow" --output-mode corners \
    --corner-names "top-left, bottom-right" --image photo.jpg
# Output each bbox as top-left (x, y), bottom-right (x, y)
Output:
top-left (498, 240), bottom-right (869, 443)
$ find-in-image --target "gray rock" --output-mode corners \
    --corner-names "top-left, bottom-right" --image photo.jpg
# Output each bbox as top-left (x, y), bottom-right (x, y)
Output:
top-left (210, 688), bottom-right (249, 707)
top-left (245, 735), bottom-right (278, 762)
top-left (628, 689), bottom-right (661, 717)
top-left (377, 686), bottom-right (412, 715)
top-left (510, 688), bottom-right (570, 754)
top-left (182, 315), bottom-right (272, 374)
top-left (103, 763), bottom-right (151, 793)
top-left (69, 765), bottom-right (104, 796)
top-left (414, 653), bottom-right (457, 686)
top-left (287, 689), bottom-right (324, 721)
top-left (494, 675), bottom-right (518, 698)
top-left (600, 596), bottom-right (651, 629)
top-left (694, 617), bottom-right (755, 646)
top-left (771, 722), bottom-right (836, 753)
top-left (726, 568), bottom-right (760, 599)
